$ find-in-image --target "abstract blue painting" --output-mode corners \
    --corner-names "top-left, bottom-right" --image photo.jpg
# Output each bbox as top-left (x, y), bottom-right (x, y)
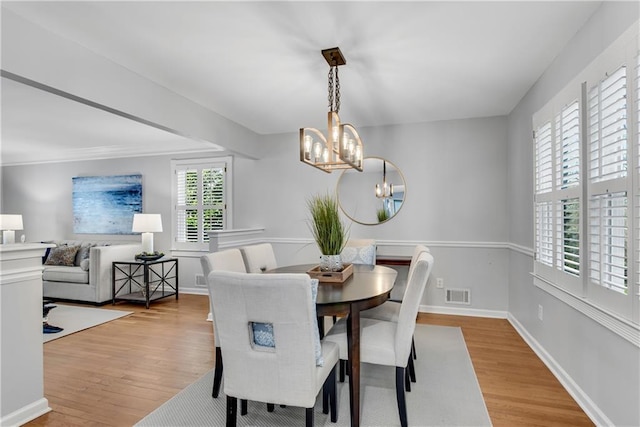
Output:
top-left (73, 174), bottom-right (142, 234)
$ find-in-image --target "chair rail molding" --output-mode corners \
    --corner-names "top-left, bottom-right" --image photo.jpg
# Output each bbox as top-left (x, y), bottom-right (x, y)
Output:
top-left (207, 228), bottom-right (265, 252)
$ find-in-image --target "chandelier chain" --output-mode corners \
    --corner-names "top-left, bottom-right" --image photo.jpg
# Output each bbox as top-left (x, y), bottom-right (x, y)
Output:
top-left (327, 65), bottom-right (341, 113)
top-left (328, 66), bottom-right (334, 112)
top-left (335, 65), bottom-right (340, 113)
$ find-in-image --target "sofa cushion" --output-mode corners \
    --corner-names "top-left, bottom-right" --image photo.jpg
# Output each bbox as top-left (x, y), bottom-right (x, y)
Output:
top-left (43, 266), bottom-right (90, 284)
top-left (45, 245), bottom-right (80, 266)
top-left (75, 243), bottom-right (95, 266)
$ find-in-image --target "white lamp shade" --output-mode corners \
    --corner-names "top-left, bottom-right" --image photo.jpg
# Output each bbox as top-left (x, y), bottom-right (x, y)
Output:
top-left (0, 214), bottom-right (23, 231)
top-left (132, 214), bottom-right (163, 233)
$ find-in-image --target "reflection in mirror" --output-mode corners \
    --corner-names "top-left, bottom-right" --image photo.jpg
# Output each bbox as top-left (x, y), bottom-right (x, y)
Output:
top-left (337, 157), bottom-right (406, 225)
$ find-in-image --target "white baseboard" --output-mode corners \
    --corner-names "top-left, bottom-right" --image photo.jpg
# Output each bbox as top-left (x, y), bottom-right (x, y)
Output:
top-left (420, 304), bottom-right (508, 319)
top-left (179, 287), bottom-right (208, 296)
top-left (507, 314), bottom-right (610, 427)
top-left (1, 398), bottom-right (50, 427)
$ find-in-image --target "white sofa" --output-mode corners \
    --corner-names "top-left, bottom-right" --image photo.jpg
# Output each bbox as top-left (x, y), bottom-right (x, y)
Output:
top-left (42, 240), bottom-right (142, 304)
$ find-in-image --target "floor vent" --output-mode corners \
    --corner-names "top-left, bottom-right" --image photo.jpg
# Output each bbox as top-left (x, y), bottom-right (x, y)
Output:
top-left (445, 288), bottom-right (471, 305)
top-left (195, 274), bottom-right (206, 287)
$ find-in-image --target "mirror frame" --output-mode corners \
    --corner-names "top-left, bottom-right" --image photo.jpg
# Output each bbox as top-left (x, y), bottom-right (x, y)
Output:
top-left (337, 156), bottom-right (407, 226)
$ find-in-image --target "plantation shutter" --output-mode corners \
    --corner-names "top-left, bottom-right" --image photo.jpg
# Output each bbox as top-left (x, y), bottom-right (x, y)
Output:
top-left (555, 101), bottom-right (581, 276)
top-left (587, 66), bottom-right (629, 297)
top-left (635, 52), bottom-right (640, 301)
top-left (535, 121), bottom-right (554, 268)
top-left (173, 158), bottom-right (228, 249)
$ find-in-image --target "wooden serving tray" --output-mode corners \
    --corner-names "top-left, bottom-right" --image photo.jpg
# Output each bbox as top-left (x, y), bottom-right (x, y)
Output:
top-left (307, 263), bottom-right (353, 283)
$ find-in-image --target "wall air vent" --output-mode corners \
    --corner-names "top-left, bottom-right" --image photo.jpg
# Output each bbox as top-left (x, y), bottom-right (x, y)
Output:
top-left (195, 274), bottom-right (207, 288)
top-left (445, 288), bottom-right (471, 305)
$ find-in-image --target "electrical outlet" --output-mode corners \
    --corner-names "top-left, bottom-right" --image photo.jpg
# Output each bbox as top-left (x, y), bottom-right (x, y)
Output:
top-left (538, 304), bottom-right (543, 321)
top-left (436, 278), bottom-right (444, 289)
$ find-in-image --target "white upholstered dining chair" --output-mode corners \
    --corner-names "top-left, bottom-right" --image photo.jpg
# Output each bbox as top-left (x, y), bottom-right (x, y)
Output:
top-left (239, 243), bottom-right (278, 273)
top-left (360, 244), bottom-right (430, 376)
top-left (324, 251), bottom-right (434, 427)
top-left (208, 271), bottom-right (340, 427)
top-left (200, 248), bottom-right (247, 398)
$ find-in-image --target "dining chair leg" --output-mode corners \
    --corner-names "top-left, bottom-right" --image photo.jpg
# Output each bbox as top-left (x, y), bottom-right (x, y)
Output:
top-left (329, 365), bottom-right (338, 422)
top-left (412, 336), bottom-right (417, 360)
top-left (395, 367), bottom-right (408, 427)
top-left (339, 359), bottom-right (346, 382)
top-left (305, 407), bottom-right (314, 427)
top-left (226, 395), bottom-right (237, 427)
top-left (408, 354), bottom-right (416, 383)
top-left (267, 403), bottom-right (275, 412)
top-left (404, 365), bottom-right (411, 392)
top-left (322, 380), bottom-right (329, 415)
top-left (240, 399), bottom-right (248, 415)
top-left (213, 346), bottom-right (223, 398)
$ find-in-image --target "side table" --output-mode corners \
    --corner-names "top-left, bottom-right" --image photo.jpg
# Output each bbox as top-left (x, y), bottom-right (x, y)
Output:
top-left (112, 258), bottom-right (178, 309)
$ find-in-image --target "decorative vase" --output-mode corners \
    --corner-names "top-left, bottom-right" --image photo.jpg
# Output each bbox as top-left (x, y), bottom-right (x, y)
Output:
top-left (320, 254), bottom-right (343, 272)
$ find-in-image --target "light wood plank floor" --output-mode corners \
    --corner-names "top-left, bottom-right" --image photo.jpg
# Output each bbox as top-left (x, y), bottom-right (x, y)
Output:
top-left (27, 294), bottom-right (593, 426)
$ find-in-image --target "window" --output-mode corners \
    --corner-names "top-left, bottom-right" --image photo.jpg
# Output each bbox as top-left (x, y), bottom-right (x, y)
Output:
top-left (532, 24), bottom-right (639, 328)
top-left (171, 157), bottom-right (232, 251)
top-left (534, 98), bottom-right (582, 294)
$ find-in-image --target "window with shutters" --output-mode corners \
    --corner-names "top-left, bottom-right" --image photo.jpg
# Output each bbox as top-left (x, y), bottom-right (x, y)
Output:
top-left (532, 25), bottom-right (639, 328)
top-left (171, 157), bottom-right (232, 251)
top-left (533, 98), bottom-right (582, 293)
top-left (587, 67), bottom-right (629, 299)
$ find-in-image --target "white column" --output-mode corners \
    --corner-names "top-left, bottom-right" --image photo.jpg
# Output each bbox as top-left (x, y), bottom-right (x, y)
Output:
top-left (0, 243), bottom-right (52, 426)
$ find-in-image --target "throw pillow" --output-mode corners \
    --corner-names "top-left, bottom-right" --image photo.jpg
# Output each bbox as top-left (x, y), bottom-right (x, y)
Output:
top-left (310, 278), bottom-right (323, 366)
top-left (251, 322), bottom-right (275, 348)
top-left (74, 243), bottom-right (94, 266)
top-left (341, 245), bottom-right (376, 265)
top-left (45, 245), bottom-right (80, 266)
top-left (80, 259), bottom-right (90, 271)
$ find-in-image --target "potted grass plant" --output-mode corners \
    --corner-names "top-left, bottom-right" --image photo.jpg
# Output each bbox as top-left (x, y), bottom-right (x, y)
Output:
top-left (307, 192), bottom-right (349, 271)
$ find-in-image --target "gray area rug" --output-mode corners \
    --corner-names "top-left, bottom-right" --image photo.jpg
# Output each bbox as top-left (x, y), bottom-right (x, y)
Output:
top-left (43, 304), bottom-right (132, 343)
top-left (136, 324), bottom-right (492, 427)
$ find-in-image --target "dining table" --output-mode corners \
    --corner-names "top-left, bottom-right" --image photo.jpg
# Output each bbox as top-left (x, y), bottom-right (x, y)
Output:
top-left (266, 263), bottom-right (397, 427)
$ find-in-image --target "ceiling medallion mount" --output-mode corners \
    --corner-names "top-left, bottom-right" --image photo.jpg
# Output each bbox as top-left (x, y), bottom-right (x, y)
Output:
top-left (300, 47), bottom-right (364, 173)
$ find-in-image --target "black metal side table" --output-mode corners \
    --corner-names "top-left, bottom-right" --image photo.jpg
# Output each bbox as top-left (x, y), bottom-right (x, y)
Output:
top-left (112, 258), bottom-right (178, 309)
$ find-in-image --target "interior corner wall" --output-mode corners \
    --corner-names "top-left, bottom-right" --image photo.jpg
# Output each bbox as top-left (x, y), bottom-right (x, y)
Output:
top-left (506, 2), bottom-right (640, 425)
top-left (257, 116), bottom-right (510, 315)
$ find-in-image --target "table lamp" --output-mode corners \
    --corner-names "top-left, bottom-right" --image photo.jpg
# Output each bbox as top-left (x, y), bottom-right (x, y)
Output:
top-left (132, 213), bottom-right (163, 253)
top-left (0, 214), bottom-right (24, 244)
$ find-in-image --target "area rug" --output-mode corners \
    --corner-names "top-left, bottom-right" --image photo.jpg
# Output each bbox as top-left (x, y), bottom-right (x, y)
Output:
top-left (135, 324), bottom-right (492, 427)
top-left (43, 304), bottom-right (133, 343)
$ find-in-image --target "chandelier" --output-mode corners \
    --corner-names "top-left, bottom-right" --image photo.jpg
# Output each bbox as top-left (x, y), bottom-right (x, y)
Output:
top-left (375, 160), bottom-right (393, 198)
top-left (300, 47), bottom-right (364, 173)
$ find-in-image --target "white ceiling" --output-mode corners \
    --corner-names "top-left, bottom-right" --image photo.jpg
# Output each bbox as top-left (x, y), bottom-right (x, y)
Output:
top-left (1, 1), bottom-right (602, 165)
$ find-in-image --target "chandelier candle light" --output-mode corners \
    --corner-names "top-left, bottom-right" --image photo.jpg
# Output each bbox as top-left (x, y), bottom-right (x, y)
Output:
top-left (300, 47), bottom-right (364, 173)
top-left (375, 160), bottom-right (394, 198)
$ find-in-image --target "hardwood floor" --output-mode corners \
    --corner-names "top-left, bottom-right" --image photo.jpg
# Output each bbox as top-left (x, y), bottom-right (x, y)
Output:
top-left (27, 294), bottom-right (593, 426)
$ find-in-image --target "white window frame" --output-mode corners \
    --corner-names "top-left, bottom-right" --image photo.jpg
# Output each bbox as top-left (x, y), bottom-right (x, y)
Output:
top-left (533, 85), bottom-right (584, 297)
top-left (171, 156), bottom-right (233, 252)
top-left (532, 23), bottom-right (639, 341)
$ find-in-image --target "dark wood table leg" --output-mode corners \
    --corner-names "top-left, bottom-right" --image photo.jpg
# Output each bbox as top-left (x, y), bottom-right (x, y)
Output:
top-left (346, 306), bottom-right (361, 427)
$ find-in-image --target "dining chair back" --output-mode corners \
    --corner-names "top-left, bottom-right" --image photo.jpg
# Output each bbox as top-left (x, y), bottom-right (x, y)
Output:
top-left (200, 248), bottom-right (247, 398)
top-left (324, 251), bottom-right (434, 427)
top-left (406, 244), bottom-right (430, 285)
top-left (209, 271), bottom-right (339, 426)
top-left (340, 238), bottom-right (376, 265)
top-left (239, 243), bottom-right (278, 272)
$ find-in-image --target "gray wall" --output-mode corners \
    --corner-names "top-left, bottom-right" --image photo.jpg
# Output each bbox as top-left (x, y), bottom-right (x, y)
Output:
top-left (1, 115), bottom-right (510, 317)
top-left (506, 3), bottom-right (639, 426)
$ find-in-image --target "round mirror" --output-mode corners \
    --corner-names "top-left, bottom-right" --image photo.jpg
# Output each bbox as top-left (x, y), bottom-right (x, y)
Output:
top-left (337, 157), bottom-right (406, 225)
